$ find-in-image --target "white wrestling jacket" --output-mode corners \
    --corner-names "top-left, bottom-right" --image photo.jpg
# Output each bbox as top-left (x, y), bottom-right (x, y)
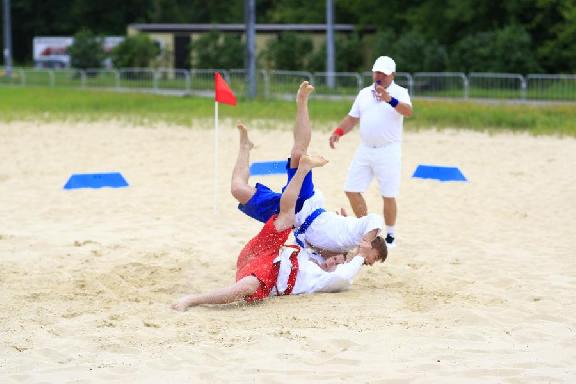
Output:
top-left (294, 190), bottom-right (383, 253)
top-left (270, 246), bottom-right (364, 297)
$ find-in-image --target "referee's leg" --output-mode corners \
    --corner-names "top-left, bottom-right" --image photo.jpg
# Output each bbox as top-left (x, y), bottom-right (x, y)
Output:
top-left (382, 197), bottom-right (397, 227)
top-left (344, 147), bottom-right (372, 217)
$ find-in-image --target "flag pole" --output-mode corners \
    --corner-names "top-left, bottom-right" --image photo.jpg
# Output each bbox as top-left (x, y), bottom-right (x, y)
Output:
top-left (214, 100), bottom-right (219, 214)
top-left (213, 71), bottom-right (236, 215)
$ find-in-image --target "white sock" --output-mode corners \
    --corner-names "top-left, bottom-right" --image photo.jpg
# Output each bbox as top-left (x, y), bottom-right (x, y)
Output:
top-left (386, 226), bottom-right (395, 237)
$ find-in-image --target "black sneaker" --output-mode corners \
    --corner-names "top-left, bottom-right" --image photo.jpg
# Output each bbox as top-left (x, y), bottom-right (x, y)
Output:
top-left (385, 234), bottom-right (396, 248)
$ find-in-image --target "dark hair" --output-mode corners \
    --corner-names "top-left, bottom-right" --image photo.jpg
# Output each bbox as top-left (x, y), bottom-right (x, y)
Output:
top-left (371, 236), bottom-right (388, 263)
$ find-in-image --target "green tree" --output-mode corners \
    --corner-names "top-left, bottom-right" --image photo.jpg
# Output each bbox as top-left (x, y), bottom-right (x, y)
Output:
top-left (111, 34), bottom-right (160, 68)
top-left (450, 25), bottom-right (541, 73)
top-left (308, 34), bottom-right (365, 72)
top-left (9, 0), bottom-right (78, 64)
top-left (68, 29), bottom-right (105, 69)
top-left (147, 0), bottom-right (244, 23)
top-left (537, 0), bottom-right (576, 73)
top-left (374, 30), bottom-right (448, 73)
top-left (405, 0), bottom-right (528, 46)
top-left (264, 0), bottom-right (325, 22)
top-left (262, 32), bottom-right (313, 70)
top-left (4, 0), bottom-right (574, 74)
top-left (335, 0), bottom-right (411, 30)
top-left (494, 24), bottom-right (542, 73)
top-left (69, 0), bottom-right (154, 33)
top-left (190, 31), bottom-right (245, 68)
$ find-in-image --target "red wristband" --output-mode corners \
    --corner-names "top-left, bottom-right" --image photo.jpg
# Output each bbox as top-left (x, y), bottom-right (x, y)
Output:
top-left (333, 128), bottom-right (345, 137)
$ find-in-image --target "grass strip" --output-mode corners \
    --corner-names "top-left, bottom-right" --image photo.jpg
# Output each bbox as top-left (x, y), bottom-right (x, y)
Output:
top-left (1, 87), bottom-right (574, 136)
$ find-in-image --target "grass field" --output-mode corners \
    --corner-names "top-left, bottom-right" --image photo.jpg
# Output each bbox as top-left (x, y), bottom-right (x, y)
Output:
top-left (1, 87), bottom-right (575, 136)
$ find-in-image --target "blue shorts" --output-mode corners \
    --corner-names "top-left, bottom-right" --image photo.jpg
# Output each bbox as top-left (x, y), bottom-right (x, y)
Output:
top-left (237, 159), bottom-right (315, 223)
top-left (238, 183), bottom-right (281, 223)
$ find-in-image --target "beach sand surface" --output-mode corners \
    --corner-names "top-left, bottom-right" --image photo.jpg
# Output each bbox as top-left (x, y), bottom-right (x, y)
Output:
top-left (1, 119), bottom-right (575, 383)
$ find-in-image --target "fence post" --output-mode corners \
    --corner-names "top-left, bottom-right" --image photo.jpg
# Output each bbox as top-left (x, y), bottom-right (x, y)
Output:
top-left (185, 70), bottom-right (191, 93)
top-left (354, 72), bottom-right (362, 92)
top-left (189, 69), bottom-right (195, 92)
top-left (153, 70), bottom-right (158, 93)
top-left (520, 75), bottom-right (527, 101)
top-left (463, 73), bottom-right (469, 99)
top-left (222, 70), bottom-right (231, 84)
top-left (261, 70), bottom-right (270, 99)
top-left (406, 73), bottom-right (414, 97)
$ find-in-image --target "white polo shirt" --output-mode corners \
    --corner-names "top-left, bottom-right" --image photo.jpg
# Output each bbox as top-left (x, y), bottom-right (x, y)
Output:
top-left (294, 190), bottom-right (383, 253)
top-left (272, 247), bottom-right (364, 296)
top-left (349, 81), bottom-right (411, 146)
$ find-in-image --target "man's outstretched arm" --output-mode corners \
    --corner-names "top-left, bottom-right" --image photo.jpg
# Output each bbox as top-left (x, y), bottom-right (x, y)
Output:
top-left (314, 256), bottom-right (365, 293)
top-left (329, 115), bottom-right (359, 149)
top-left (172, 276), bottom-right (259, 311)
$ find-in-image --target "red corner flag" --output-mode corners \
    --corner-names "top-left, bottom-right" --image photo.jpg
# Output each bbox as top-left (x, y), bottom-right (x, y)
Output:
top-left (214, 72), bottom-right (237, 106)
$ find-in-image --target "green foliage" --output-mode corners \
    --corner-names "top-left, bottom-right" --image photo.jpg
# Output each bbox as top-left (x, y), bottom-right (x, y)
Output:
top-left (537, 1), bottom-right (576, 73)
top-left (450, 25), bottom-right (541, 73)
top-left (147, 0), bottom-right (244, 23)
top-left (262, 32), bottom-right (314, 70)
top-left (111, 34), bottom-right (161, 68)
top-left (264, 0), bottom-right (325, 23)
top-left (335, 0), bottom-right (407, 30)
top-left (5, 0), bottom-right (576, 73)
top-left (375, 30), bottom-right (449, 73)
top-left (190, 31), bottom-right (245, 68)
top-left (308, 34), bottom-right (365, 72)
top-left (494, 25), bottom-right (542, 73)
top-left (332, 33), bottom-right (365, 72)
top-left (68, 29), bottom-right (106, 69)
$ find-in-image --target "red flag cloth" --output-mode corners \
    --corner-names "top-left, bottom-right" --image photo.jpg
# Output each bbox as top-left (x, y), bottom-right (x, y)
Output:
top-left (214, 72), bottom-right (237, 106)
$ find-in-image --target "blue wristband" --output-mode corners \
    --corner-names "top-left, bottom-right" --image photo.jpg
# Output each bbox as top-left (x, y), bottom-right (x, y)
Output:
top-left (389, 97), bottom-right (399, 108)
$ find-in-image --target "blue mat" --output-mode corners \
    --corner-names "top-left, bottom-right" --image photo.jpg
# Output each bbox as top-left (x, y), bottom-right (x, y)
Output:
top-left (64, 172), bottom-right (129, 189)
top-left (412, 165), bottom-right (467, 182)
top-left (249, 160), bottom-right (288, 176)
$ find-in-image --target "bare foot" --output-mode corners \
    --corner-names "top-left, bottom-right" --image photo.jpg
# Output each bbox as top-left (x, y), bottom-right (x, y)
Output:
top-left (299, 154), bottom-right (328, 169)
top-left (236, 121), bottom-right (254, 150)
top-left (296, 81), bottom-right (315, 103)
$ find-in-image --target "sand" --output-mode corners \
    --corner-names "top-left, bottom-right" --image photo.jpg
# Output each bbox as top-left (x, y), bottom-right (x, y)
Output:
top-left (0, 119), bottom-right (575, 383)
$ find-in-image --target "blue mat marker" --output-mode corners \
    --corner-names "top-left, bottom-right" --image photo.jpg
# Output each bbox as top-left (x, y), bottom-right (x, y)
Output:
top-left (63, 172), bottom-right (129, 189)
top-left (249, 160), bottom-right (288, 176)
top-left (412, 165), bottom-right (468, 182)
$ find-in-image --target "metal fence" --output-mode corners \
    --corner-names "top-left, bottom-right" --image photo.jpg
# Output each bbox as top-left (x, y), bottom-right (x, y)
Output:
top-left (469, 73), bottom-right (526, 100)
top-left (1, 67), bottom-right (575, 102)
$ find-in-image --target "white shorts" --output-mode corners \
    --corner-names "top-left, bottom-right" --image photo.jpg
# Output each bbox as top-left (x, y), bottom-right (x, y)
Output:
top-left (344, 142), bottom-right (401, 197)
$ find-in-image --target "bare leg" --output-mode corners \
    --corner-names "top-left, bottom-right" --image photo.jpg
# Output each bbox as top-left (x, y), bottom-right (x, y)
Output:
top-left (383, 197), bottom-right (397, 226)
top-left (290, 81), bottom-right (315, 168)
top-left (345, 191), bottom-right (368, 217)
top-left (172, 276), bottom-right (260, 311)
top-left (172, 155), bottom-right (328, 310)
top-left (172, 156), bottom-right (328, 311)
top-left (275, 154), bottom-right (328, 231)
top-left (231, 121), bottom-right (256, 204)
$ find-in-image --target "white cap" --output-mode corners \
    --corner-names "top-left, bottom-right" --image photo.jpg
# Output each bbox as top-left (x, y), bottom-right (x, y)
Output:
top-left (372, 56), bottom-right (396, 75)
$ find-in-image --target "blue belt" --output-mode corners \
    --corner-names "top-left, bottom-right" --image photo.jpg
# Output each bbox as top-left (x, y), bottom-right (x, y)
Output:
top-left (294, 208), bottom-right (326, 247)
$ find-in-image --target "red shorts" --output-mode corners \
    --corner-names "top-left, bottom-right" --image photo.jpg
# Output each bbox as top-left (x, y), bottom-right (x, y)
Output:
top-left (236, 215), bottom-right (291, 302)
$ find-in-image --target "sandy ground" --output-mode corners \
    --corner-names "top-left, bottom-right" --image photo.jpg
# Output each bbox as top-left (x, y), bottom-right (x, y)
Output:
top-left (0, 118), bottom-right (575, 383)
